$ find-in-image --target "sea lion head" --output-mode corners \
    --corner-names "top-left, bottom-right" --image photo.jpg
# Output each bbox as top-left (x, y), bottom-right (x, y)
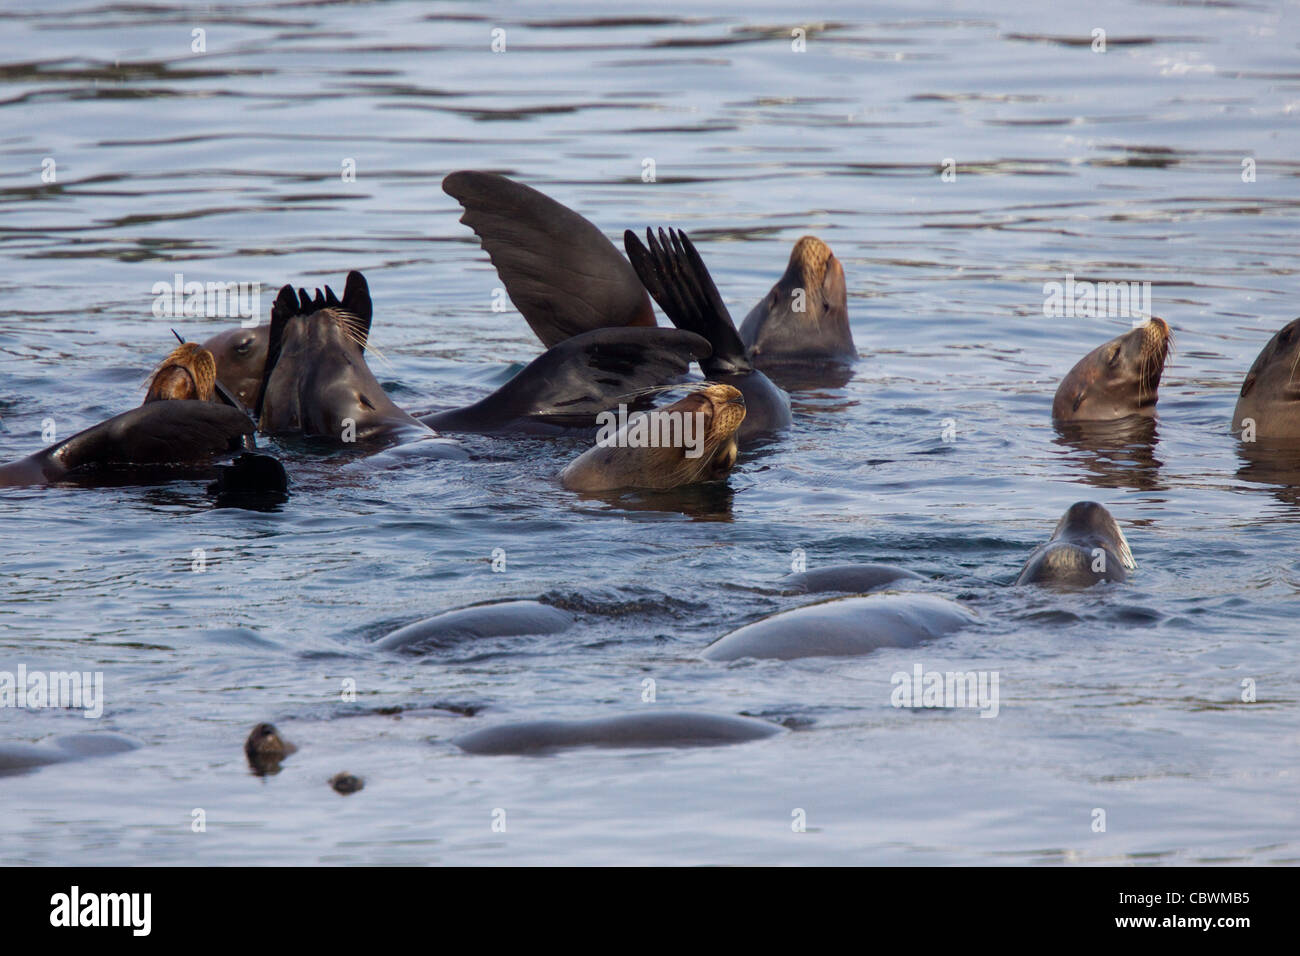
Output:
top-left (1052, 317), bottom-right (1172, 423)
top-left (679, 382), bottom-right (747, 483)
top-left (256, 272), bottom-right (420, 441)
top-left (1016, 501), bottom-right (1135, 587)
top-left (560, 383), bottom-right (746, 492)
top-left (739, 236), bottom-right (853, 365)
top-left (144, 342), bottom-right (218, 403)
top-left (202, 325), bottom-right (269, 410)
top-left (245, 721), bottom-right (296, 775)
top-left (1234, 317), bottom-right (1300, 440)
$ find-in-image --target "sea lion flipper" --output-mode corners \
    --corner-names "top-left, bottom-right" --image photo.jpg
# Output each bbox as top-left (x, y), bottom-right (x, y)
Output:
top-left (256, 285), bottom-right (298, 419)
top-left (41, 401), bottom-right (254, 478)
top-left (624, 228), bottom-right (752, 376)
top-left (442, 171), bottom-right (655, 348)
top-left (341, 270), bottom-right (372, 346)
top-left (422, 327), bottom-right (712, 431)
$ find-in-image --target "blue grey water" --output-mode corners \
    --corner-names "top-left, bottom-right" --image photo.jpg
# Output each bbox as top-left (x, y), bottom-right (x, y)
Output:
top-left (1, 0), bottom-right (1298, 865)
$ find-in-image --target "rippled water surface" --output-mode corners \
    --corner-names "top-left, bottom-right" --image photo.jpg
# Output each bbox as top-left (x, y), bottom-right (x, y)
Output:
top-left (2, 0), bottom-right (1299, 865)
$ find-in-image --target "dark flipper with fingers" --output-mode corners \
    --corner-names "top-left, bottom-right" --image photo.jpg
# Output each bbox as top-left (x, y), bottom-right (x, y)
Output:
top-left (443, 171), bottom-right (655, 348)
top-left (623, 227), bottom-right (752, 376)
top-left (422, 327), bottom-right (711, 432)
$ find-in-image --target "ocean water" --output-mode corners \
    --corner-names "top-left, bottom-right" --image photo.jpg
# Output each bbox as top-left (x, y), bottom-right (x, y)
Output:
top-left (1, 0), bottom-right (1298, 865)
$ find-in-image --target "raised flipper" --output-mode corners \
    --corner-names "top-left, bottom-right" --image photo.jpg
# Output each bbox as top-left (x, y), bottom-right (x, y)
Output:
top-left (255, 273), bottom-right (371, 421)
top-left (625, 228), bottom-right (792, 439)
top-left (443, 171), bottom-right (656, 348)
top-left (623, 227), bottom-right (753, 376)
top-left (422, 327), bottom-right (711, 432)
top-left (0, 400), bottom-right (254, 487)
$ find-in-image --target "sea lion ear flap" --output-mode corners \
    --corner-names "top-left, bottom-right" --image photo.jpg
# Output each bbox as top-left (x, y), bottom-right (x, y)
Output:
top-left (341, 270), bottom-right (372, 347)
top-left (1239, 373), bottom-right (1256, 399)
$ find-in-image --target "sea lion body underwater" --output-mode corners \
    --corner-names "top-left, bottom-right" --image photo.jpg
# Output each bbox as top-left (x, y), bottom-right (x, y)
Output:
top-left (1233, 316), bottom-right (1300, 440)
top-left (559, 382), bottom-right (746, 492)
top-left (1015, 501), bottom-right (1135, 587)
top-left (1052, 317), bottom-right (1172, 424)
top-left (0, 342), bottom-right (257, 488)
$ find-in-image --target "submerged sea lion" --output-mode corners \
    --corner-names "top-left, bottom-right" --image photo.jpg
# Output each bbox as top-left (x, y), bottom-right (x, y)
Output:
top-left (245, 722), bottom-right (296, 775)
top-left (1233, 316), bottom-right (1300, 440)
top-left (0, 733), bottom-right (138, 777)
top-left (779, 564), bottom-right (924, 595)
top-left (1052, 317), bottom-right (1172, 423)
top-left (375, 600), bottom-right (574, 654)
top-left (560, 383), bottom-right (745, 492)
top-left (738, 236), bottom-right (854, 369)
top-left (257, 273), bottom-right (455, 449)
top-left (702, 593), bottom-right (975, 662)
top-left (624, 228), bottom-right (792, 440)
top-left (1015, 501), bottom-right (1135, 587)
top-left (330, 772), bottom-right (364, 795)
top-left (453, 711), bottom-right (781, 755)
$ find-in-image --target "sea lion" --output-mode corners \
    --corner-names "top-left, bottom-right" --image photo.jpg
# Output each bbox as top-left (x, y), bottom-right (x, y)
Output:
top-left (256, 273), bottom-right (456, 450)
top-left (1233, 316), bottom-right (1300, 440)
top-left (0, 733), bottom-right (138, 777)
top-left (738, 236), bottom-right (855, 369)
top-left (779, 564), bottom-right (923, 595)
top-left (453, 711), bottom-right (781, 755)
top-left (202, 325), bottom-right (268, 410)
top-left (559, 383), bottom-right (745, 492)
top-left (1052, 317), bottom-right (1172, 423)
top-left (624, 228), bottom-right (793, 440)
top-left (1015, 501), bottom-right (1135, 587)
top-left (374, 600), bottom-right (574, 654)
top-left (702, 593), bottom-right (975, 662)
top-left (245, 722), bottom-right (296, 775)
top-left (329, 772), bottom-right (364, 795)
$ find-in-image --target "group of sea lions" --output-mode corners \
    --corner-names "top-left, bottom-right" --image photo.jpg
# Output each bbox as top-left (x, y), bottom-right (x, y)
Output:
top-left (4, 170), bottom-right (1298, 767)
